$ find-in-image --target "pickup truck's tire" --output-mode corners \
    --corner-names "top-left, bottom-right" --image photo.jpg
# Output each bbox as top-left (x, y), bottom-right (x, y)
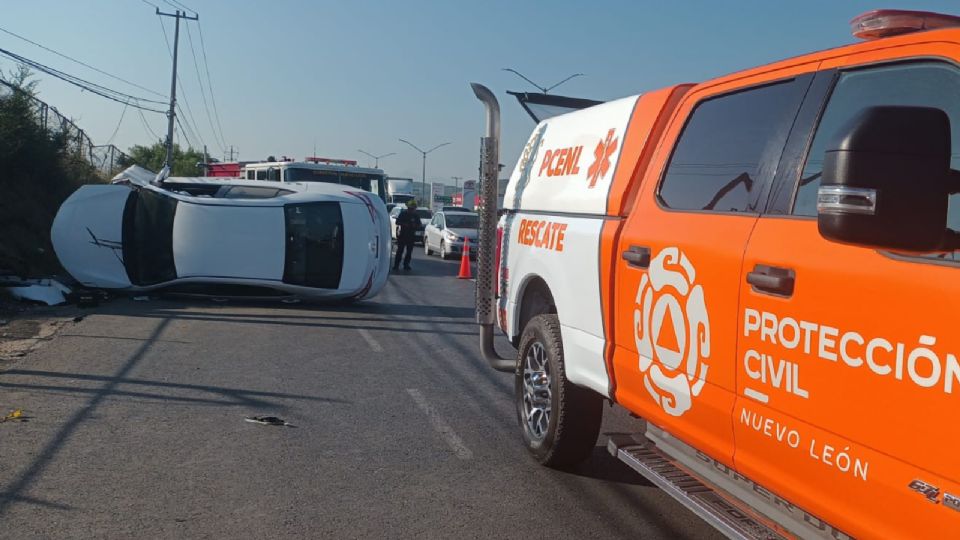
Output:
top-left (516, 314), bottom-right (602, 468)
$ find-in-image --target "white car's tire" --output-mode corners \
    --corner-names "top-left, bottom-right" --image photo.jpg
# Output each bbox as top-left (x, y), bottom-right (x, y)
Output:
top-left (424, 241), bottom-right (432, 256)
top-left (440, 241), bottom-right (452, 260)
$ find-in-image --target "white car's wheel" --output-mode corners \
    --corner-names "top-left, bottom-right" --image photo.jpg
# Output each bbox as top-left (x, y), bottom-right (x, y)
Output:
top-left (424, 240), bottom-right (432, 256)
top-left (440, 241), bottom-right (451, 260)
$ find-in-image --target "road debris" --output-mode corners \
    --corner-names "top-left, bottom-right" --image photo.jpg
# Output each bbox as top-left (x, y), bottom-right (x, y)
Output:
top-left (132, 296), bottom-right (151, 302)
top-left (244, 415), bottom-right (295, 427)
top-left (1, 409), bottom-right (27, 423)
top-left (3, 278), bottom-right (71, 306)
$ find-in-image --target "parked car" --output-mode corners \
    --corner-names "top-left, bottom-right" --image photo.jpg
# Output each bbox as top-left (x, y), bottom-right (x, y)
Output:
top-left (423, 211), bottom-right (479, 259)
top-left (388, 205), bottom-right (432, 245)
top-left (51, 166), bottom-right (391, 301)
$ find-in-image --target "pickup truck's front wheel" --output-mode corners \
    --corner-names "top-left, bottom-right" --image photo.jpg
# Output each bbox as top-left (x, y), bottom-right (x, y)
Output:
top-left (516, 314), bottom-right (602, 468)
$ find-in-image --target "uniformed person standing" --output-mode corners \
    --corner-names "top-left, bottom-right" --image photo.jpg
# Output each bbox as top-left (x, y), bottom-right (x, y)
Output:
top-left (394, 200), bottom-right (421, 271)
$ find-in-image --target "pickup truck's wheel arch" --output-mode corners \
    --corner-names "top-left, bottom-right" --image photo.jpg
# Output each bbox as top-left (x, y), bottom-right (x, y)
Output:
top-left (516, 313), bottom-right (603, 468)
top-left (515, 277), bottom-right (556, 348)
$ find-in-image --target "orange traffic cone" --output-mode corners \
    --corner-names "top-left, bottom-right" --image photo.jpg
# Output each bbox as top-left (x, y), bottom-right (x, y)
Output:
top-left (458, 238), bottom-right (472, 279)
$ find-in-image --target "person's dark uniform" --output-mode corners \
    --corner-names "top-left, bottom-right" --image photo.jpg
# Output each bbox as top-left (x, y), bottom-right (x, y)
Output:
top-left (394, 202), bottom-right (421, 271)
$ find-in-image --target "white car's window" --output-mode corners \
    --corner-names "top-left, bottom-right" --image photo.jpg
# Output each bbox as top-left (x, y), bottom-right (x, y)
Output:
top-left (221, 186), bottom-right (293, 199)
top-left (445, 214), bottom-right (479, 229)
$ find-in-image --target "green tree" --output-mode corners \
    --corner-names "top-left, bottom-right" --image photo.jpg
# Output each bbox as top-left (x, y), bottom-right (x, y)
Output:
top-left (121, 142), bottom-right (207, 177)
top-left (0, 66), bottom-right (102, 276)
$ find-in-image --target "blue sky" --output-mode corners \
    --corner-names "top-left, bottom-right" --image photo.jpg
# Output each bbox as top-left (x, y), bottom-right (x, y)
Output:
top-left (2, 1), bottom-right (958, 184)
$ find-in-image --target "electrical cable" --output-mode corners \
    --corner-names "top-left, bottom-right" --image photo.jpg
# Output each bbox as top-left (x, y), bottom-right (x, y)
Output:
top-left (104, 100), bottom-right (129, 145)
top-left (196, 22), bottom-right (228, 152)
top-left (0, 24), bottom-right (167, 99)
top-left (137, 106), bottom-right (163, 141)
top-left (184, 21), bottom-right (224, 152)
top-left (0, 46), bottom-right (166, 113)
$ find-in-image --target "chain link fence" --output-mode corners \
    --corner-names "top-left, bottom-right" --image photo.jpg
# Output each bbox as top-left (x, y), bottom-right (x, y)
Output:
top-left (0, 78), bottom-right (130, 177)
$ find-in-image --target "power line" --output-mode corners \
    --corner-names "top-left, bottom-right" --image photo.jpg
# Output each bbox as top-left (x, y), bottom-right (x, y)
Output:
top-left (196, 23), bottom-right (227, 151)
top-left (0, 46), bottom-right (167, 113)
top-left (137, 106), bottom-right (163, 141)
top-left (0, 24), bottom-right (167, 99)
top-left (164, 0), bottom-right (197, 16)
top-left (184, 21), bottom-right (224, 153)
top-left (175, 115), bottom-right (195, 149)
top-left (104, 100), bottom-right (129, 145)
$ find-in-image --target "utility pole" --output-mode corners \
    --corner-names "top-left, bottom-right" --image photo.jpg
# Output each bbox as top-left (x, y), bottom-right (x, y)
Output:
top-left (451, 176), bottom-right (463, 191)
top-left (156, 8), bottom-right (198, 172)
top-left (226, 145), bottom-right (237, 161)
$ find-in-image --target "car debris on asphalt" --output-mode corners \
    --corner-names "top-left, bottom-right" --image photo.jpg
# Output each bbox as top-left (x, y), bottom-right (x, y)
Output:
top-left (244, 416), bottom-right (295, 427)
top-left (2, 277), bottom-right (71, 306)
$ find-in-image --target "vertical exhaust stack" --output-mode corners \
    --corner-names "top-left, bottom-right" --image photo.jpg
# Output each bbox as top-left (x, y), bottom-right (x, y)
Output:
top-left (470, 83), bottom-right (514, 372)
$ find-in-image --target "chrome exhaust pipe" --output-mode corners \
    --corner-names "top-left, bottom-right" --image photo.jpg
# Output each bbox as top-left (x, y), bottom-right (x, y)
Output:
top-left (471, 83), bottom-right (513, 373)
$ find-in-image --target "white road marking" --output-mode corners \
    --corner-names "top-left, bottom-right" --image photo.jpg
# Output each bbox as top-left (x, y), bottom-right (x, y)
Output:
top-left (357, 328), bottom-right (383, 352)
top-left (744, 387), bottom-right (770, 403)
top-left (406, 388), bottom-right (473, 460)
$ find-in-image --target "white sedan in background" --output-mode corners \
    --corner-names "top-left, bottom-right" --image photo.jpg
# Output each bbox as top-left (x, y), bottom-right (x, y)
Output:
top-left (423, 211), bottom-right (479, 260)
top-left (51, 166), bottom-right (391, 301)
top-left (388, 205), bottom-right (432, 245)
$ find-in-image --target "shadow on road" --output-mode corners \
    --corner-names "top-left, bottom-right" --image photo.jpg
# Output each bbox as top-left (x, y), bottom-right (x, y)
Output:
top-left (0, 368), bottom-right (348, 408)
top-left (562, 446), bottom-right (653, 487)
top-left (0, 316), bottom-right (348, 517)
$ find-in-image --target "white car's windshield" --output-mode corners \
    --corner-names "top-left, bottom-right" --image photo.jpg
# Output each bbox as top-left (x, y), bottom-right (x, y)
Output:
top-left (445, 214), bottom-right (478, 229)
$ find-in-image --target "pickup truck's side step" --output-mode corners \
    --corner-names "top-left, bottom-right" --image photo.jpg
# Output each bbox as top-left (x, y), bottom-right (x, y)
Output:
top-left (607, 435), bottom-right (788, 540)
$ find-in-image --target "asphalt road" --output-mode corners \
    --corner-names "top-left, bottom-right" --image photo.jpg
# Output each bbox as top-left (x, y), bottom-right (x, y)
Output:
top-left (0, 249), bottom-right (722, 539)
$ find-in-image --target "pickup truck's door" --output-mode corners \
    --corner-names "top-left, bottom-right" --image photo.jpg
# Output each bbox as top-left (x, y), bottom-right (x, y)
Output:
top-left (612, 70), bottom-right (814, 467)
top-left (737, 51), bottom-right (960, 539)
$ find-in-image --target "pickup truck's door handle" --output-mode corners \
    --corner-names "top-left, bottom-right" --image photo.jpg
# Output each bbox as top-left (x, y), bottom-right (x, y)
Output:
top-left (746, 264), bottom-right (795, 296)
top-left (621, 246), bottom-right (651, 268)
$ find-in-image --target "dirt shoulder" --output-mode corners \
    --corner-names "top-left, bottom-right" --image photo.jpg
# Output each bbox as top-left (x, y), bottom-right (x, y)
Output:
top-left (0, 296), bottom-right (80, 367)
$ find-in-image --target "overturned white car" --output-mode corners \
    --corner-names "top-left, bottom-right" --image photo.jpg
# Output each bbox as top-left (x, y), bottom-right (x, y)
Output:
top-left (51, 166), bottom-right (391, 301)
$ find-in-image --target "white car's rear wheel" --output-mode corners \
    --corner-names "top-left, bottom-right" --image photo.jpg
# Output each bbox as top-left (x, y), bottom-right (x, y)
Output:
top-left (424, 240), bottom-right (432, 256)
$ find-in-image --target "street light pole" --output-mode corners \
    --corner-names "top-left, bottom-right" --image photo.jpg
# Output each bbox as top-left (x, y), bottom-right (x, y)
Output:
top-left (398, 138), bottom-right (451, 207)
top-left (357, 149), bottom-right (396, 169)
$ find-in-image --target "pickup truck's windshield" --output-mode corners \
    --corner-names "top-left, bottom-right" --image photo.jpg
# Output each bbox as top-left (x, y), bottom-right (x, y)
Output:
top-left (121, 188), bottom-right (178, 286)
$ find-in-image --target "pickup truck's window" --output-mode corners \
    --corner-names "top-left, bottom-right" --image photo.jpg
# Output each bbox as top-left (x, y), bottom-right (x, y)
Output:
top-left (283, 202), bottom-right (344, 289)
top-left (794, 63), bottom-right (960, 225)
top-left (659, 79), bottom-right (807, 213)
top-left (122, 188), bottom-right (178, 286)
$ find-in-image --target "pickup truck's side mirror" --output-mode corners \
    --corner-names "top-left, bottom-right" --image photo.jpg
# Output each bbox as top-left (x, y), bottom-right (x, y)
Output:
top-left (817, 105), bottom-right (951, 252)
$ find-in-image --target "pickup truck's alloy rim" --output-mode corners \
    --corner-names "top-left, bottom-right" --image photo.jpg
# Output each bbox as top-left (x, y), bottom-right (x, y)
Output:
top-left (522, 341), bottom-right (552, 440)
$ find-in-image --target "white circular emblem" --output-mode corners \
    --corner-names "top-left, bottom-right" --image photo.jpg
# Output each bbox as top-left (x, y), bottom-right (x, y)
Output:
top-left (633, 247), bottom-right (710, 417)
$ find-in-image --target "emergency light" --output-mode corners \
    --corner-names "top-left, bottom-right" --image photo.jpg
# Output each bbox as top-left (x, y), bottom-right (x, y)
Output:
top-left (851, 9), bottom-right (960, 40)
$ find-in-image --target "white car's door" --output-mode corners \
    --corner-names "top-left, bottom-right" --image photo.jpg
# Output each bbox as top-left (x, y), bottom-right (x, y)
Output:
top-left (427, 215), bottom-right (440, 251)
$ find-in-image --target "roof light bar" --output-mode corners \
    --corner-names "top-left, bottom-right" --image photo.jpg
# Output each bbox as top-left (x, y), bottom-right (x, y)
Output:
top-left (851, 9), bottom-right (960, 40)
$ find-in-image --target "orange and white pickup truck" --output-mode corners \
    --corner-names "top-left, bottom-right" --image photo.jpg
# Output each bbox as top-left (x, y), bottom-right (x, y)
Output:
top-left (471, 9), bottom-right (960, 540)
